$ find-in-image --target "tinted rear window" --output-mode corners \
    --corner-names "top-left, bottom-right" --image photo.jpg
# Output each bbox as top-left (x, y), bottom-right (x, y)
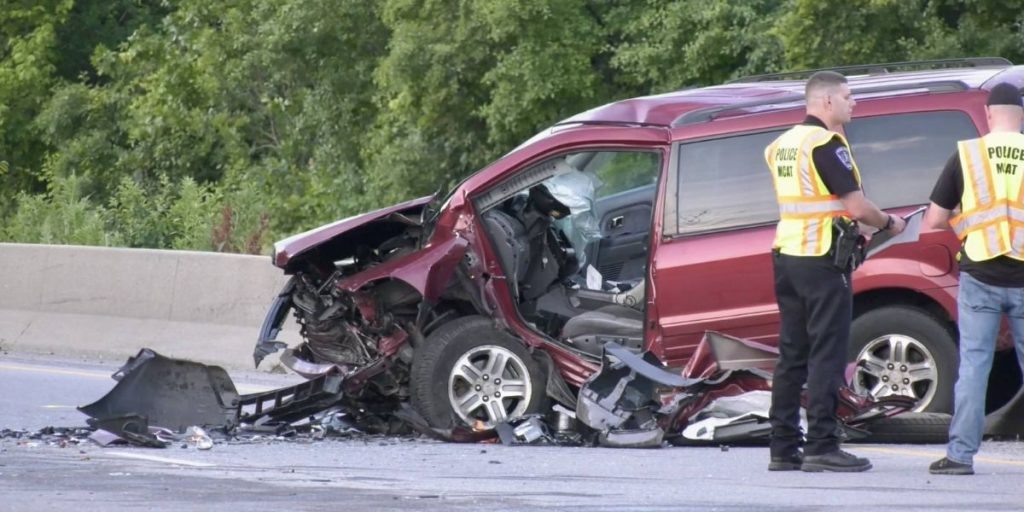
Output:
top-left (675, 110), bottom-right (979, 235)
top-left (847, 111), bottom-right (978, 208)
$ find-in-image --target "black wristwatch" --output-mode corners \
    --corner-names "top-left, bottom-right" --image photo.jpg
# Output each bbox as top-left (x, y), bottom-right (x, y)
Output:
top-left (882, 214), bottom-right (894, 231)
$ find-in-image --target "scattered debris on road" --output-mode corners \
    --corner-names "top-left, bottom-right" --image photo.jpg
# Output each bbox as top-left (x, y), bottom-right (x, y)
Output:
top-left (64, 331), bottom-right (941, 450)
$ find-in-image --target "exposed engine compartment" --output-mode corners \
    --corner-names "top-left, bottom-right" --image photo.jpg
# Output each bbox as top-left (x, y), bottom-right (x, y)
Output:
top-left (255, 200), bottom-right (487, 410)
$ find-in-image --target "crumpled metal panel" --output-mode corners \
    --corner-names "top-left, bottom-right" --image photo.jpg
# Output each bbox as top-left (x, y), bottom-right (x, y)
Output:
top-left (79, 348), bottom-right (240, 433)
top-left (575, 342), bottom-right (692, 447)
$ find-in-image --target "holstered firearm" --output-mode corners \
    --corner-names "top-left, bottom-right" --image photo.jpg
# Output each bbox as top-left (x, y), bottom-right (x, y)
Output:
top-left (830, 217), bottom-right (865, 272)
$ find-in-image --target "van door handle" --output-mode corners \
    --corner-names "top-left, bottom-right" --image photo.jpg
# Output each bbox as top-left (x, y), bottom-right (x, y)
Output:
top-left (610, 216), bottom-right (624, 229)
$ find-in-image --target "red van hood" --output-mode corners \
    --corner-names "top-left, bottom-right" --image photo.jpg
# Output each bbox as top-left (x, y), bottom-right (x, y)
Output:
top-left (272, 195), bottom-right (435, 268)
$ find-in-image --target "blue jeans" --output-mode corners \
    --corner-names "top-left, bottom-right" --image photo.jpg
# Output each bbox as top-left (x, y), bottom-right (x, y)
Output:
top-left (948, 272), bottom-right (1024, 464)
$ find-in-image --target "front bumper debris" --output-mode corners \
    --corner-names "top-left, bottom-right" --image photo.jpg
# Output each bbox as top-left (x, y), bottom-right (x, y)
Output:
top-left (79, 348), bottom-right (240, 433)
top-left (77, 330), bottom-right (950, 449)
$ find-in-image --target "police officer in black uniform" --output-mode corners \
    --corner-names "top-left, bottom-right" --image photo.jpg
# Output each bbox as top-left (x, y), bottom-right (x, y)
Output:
top-left (765, 71), bottom-right (905, 472)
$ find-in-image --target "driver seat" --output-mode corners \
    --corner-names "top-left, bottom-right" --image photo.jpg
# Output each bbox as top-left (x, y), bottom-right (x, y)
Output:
top-left (561, 305), bottom-right (644, 356)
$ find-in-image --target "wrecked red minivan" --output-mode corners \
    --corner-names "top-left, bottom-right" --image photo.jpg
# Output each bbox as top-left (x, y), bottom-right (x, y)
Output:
top-left (255, 59), bottom-right (1024, 436)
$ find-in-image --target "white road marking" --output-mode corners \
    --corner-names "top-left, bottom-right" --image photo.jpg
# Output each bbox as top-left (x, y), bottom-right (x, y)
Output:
top-left (106, 451), bottom-right (217, 467)
top-left (0, 361), bottom-right (277, 393)
top-left (0, 362), bottom-right (110, 379)
top-left (860, 446), bottom-right (1024, 467)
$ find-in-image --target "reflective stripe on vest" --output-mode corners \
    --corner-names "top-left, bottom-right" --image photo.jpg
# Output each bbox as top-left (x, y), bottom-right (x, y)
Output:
top-left (952, 132), bottom-right (1024, 261)
top-left (766, 125), bottom-right (860, 256)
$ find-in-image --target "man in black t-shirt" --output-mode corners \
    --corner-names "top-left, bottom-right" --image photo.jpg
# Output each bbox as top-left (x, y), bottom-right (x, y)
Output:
top-left (923, 82), bottom-right (1024, 476)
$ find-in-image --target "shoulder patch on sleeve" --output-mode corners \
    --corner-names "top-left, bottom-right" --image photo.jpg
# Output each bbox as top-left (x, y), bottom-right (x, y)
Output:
top-left (835, 146), bottom-right (854, 171)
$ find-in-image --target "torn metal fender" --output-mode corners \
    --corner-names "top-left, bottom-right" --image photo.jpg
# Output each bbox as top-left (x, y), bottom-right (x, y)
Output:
top-left (79, 349), bottom-right (240, 433)
top-left (337, 235), bottom-right (469, 303)
top-left (682, 330), bottom-right (778, 380)
top-left (533, 349), bottom-right (579, 410)
top-left (254, 277), bottom-right (296, 367)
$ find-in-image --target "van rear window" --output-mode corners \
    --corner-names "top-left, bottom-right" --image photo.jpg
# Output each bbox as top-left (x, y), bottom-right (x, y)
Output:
top-left (674, 110), bottom-right (979, 235)
top-left (847, 111), bottom-right (978, 208)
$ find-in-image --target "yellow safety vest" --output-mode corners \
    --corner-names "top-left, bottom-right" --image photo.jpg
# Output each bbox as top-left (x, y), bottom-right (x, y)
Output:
top-left (951, 131), bottom-right (1024, 262)
top-left (765, 125), bottom-right (861, 256)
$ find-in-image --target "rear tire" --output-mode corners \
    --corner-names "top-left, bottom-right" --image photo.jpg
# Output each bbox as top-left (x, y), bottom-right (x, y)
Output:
top-left (858, 412), bottom-right (951, 444)
top-left (410, 316), bottom-right (546, 429)
top-left (849, 306), bottom-right (958, 413)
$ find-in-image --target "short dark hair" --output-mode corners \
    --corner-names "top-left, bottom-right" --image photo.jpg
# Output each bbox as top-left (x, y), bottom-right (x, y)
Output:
top-left (805, 71), bottom-right (848, 98)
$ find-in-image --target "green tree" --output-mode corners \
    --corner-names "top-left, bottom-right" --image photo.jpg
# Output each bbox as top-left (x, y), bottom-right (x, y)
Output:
top-left (610, 0), bottom-right (785, 91)
top-left (780, 0), bottom-right (925, 69)
top-left (53, 0), bottom-right (170, 83)
top-left (35, 0), bottom-right (389, 242)
top-left (0, 0), bottom-right (71, 209)
top-left (4, 170), bottom-right (112, 246)
top-left (914, 0), bottom-right (1024, 62)
top-left (476, 0), bottom-right (614, 152)
top-left (8, 0), bottom-right (1024, 254)
top-left (364, 0), bottom-right (632, 206)
top-left (1, 0), bottom-right (169, 214)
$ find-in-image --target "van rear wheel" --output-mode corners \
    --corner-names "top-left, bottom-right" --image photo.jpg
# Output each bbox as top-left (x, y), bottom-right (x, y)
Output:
top-left (849, 306), bottom-right (957, 413)
top-left (859, 412), bottom-right (951, 444)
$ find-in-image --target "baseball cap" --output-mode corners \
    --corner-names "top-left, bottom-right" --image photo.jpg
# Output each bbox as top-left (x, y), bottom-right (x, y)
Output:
top-left (987, 82), bottom-right (1023, 107)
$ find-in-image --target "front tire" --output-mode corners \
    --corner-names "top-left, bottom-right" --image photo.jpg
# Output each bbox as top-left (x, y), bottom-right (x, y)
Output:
top-left (410, 316), bottom-right (546, 429)
top-left (849, 306), bottom-right (958, 413)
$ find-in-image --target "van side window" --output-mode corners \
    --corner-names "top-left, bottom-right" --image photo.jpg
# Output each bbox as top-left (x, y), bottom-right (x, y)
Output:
top-left (676, 130), bottom-right (783, 235)
top-left (674, 110), bottom-right (979, 235)
top-left (846, 111), bottom-right (978, 208)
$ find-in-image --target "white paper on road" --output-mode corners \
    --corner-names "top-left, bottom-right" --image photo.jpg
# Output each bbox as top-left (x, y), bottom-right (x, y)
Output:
top-left (865, 206), bottom-right (927, 259)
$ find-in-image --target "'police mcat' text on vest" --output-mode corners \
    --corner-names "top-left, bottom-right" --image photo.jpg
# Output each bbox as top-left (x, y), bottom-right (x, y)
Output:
top-left (952, 131), bottom-right (1024, 262)
top-left (765, 125), bottom-right (862, 256)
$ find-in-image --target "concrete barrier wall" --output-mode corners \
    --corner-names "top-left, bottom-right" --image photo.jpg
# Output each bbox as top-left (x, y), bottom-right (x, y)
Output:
top-left (0, 243), bottom-right (299, 370)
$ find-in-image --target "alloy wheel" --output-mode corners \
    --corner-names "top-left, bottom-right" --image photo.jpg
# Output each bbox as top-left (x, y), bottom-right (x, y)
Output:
top-left (852, 334), bottom-right (939, 412)
top-left (447, 345), bottom-right (534, 429)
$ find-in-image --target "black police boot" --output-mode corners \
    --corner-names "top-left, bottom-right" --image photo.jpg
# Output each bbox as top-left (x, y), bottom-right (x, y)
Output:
top-left (801, 449), bottom-right (872, 472)
top-left (768, 452), bottom-right (803, 471)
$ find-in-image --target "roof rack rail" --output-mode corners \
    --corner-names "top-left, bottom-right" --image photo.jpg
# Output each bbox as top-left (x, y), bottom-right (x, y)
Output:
top-left (728, 57), bottom-right (1012, 84)
top-left (672, 80), bottom-right (968, 128)
top-left (551, 119), bottom-right (669, 129)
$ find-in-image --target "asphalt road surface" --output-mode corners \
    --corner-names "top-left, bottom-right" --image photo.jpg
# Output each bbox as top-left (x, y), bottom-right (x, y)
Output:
top-left (2, 352), bottom-right (1024, 512)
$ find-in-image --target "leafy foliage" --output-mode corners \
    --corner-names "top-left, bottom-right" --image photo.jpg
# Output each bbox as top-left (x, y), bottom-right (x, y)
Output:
top-left (2, 0), bottom-right (1024, 253)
